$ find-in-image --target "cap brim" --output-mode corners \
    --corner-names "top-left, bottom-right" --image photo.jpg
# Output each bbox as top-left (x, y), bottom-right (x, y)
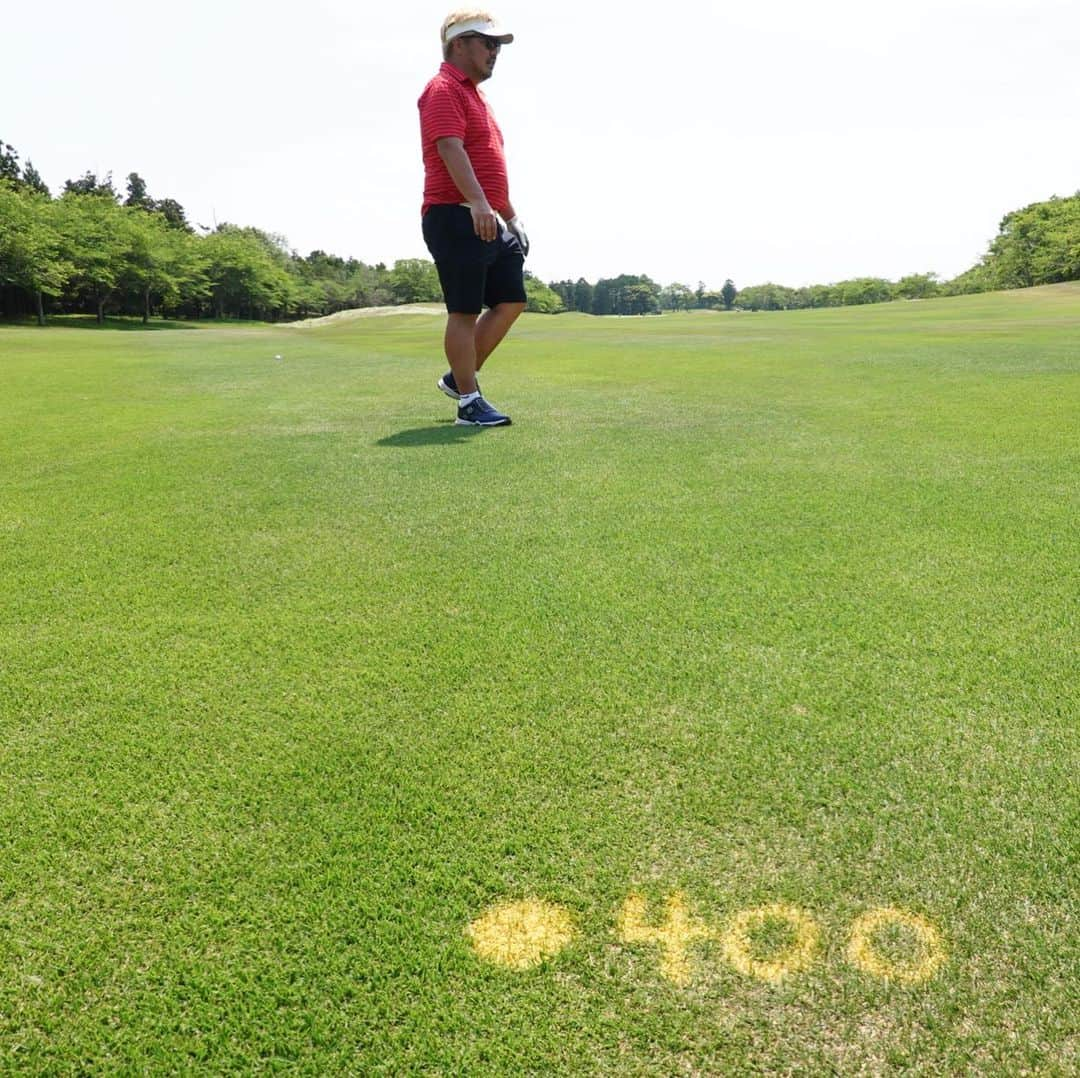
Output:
top-left (445, 19), bottom-right (514, 45)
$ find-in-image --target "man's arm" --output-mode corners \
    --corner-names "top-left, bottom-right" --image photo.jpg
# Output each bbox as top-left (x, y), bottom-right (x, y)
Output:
top-left (436, 137), bottom-right (501, 241)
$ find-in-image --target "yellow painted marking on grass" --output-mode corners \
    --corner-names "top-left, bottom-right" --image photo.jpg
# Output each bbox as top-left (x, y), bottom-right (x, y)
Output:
top-left (847, 908), bottom-right (946, 984)
top-left (616, 892), bottom-right (712, 987)
top-left (720, 904), bottom-right (821, 983)
top-left (467, 899), bottom-right (575, 970)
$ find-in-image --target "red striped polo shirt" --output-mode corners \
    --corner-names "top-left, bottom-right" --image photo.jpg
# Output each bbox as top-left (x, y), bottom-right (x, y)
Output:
top-left (418, 62), bottom-right (509, 216)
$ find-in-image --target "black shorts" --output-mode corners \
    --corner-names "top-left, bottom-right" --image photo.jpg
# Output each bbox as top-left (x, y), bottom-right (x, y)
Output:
top-left (422, 204), bottom-right (527, 315)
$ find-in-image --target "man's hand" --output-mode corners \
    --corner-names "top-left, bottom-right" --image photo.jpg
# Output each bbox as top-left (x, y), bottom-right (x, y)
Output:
top-left (470, 200), bottom-right (499, 242)
top-left (506, 215), bottom-right (530, 257)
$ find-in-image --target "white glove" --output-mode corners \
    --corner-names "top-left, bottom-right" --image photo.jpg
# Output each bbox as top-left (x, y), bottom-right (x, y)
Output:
top-left (506, 215), bottom-right (530, 257)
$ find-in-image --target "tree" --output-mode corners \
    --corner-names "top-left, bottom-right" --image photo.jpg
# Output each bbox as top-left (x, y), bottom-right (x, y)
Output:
top-left (202, 225), bottom-right (294, 320)
top-left (387, 258), bottom-right (442, 304)
top-left (624, 282), bottom-right (659, 314)
top-left (54, 192), bottom-right (131, 322)
top-left (154, 197), bottom-right (191, 232)
top-left (895, 273), bottom-right (940, 300)
top-left (0, 140), bottom-right (20, 183)
top-left (63, 171), bottom-right (119, 200)
top-left (735, 283), bottom-right (798, 311)
top-left (21, 161), bottom-right (49, 196)
top-left (721, 279), bottom-right (737, 310)
top-left (835, 277), bottom-right (893, 306)
top-left (573, 277), bottom-right (593, 314)
top-left (659, 282), bottom-right (693, 311)
top-left (121, 208), bottom-right (208, 323)
top-left (125, 172), bottom-right (151, 208)
top-left (594, 274), bottom-right (660, 315)
top-left (524, 272), bottom-right (564, 313)
top-left (0, 183), bottom-right (72, 324)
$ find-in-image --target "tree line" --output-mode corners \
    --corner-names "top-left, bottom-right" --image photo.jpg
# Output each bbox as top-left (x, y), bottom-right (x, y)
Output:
top-left (0, 139), bottom-right (453, 325)
top-left (2, 137), bottom-right (1077, 325)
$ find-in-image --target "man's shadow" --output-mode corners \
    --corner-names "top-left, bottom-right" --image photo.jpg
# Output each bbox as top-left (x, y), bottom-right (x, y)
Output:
top-left (376, 420), bottom-right (484, 448)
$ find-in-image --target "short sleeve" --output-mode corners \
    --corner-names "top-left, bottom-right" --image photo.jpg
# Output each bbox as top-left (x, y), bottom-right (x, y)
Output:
top-left (419, 79), bottom-right (467, 143)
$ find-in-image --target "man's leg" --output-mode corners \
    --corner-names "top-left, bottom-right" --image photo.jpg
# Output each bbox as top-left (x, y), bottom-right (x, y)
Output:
top-left (444, 312), bottom-right (480, 396)
top-left (475, 301), bottom-right (526, 372)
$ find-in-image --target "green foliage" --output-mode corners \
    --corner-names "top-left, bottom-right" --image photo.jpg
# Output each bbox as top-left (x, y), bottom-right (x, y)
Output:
top-left (124, 172), bottom-right (151, 209)
top-left (0, 139), bottom-right (20, 183)
top-left (735, 282), bottom-right (798, 311)
top-left (523, 272), bottom-right (564, 313)
top-left (62, 171), bottom-right (119, 200)
top-left (6, 134), bottom-right (1075, 325)
top-left (0, 183), bottom-right (72, 321)
top-left (202, 225), bottom-right (295, 320)
top-left (54, 192), bottom-right (130, 321)
top-left (386, 258), bottom-right (441, 304)
top-left (121, 208), bottom-right (209, 321)
top-left (658, 282), bottom-right (694, 311)
top-left (895, 273), bottom-right (941, 300)
top-left (835, 277), bottom-right (894, 306)
top-left (21, 161), bottom-right (49, 197)
top-left (988, 193), bottom-right (1080, 288)
top-left (590, 274), bottom-right (660, 315)
top-left (943, 192), bottom-right (1080, 296)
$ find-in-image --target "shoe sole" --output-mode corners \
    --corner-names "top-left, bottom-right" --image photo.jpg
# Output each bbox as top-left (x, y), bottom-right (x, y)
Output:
top-left (455, 416), bottom-right (511, 427)
top-left (437, 377), bottom-right (461, 400)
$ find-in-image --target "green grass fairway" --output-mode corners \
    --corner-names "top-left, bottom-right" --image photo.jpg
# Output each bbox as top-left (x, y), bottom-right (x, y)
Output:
top-left (2, 286), bottom-right (1077, 1073)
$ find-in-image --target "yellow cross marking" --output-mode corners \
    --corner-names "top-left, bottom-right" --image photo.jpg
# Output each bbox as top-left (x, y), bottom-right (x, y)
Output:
top-left (616, 892), bottom-right (712, 987)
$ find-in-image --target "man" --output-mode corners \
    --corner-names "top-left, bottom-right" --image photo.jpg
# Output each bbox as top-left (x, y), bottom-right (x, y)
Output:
top-left (418, 10), bottom-right (529, 427)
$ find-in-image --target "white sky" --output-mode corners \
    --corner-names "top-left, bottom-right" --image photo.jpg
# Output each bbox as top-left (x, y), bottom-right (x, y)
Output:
top-left (4, 0), bottom-right (1079, 289)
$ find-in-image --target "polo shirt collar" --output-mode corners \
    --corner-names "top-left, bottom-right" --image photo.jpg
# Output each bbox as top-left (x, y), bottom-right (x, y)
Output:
top-left (440, 61), bottom-right (475, 85)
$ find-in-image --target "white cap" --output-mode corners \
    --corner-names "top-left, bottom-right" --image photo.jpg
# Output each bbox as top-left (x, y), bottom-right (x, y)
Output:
top-left (443, 17), bottom-right (514, 45)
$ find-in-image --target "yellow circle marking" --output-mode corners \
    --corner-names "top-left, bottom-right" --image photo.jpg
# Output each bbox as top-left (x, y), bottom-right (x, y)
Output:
top-left (467, 899), bottom-right (575, 970)
top-left (848, 908), bottom-right (946, 984)
top-left (720, 904), bottom-right (821, 983)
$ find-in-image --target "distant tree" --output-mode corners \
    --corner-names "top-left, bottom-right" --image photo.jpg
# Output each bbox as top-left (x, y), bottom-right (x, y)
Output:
top-left (125, 172), bottom-right (151, 208)
top-left (154, 197), bottom-right (191, 232)
top-left (989, 194), bottom-right (1080, 287)
top-left (121, 208), bottom-right (208, 322)
top-left (21, 161), bottom-right (49, 196)
top-left (63, 171), bottom-right (119, 200)
top-left (591, 278), bottom-right (613, 315)
top-left (0, 140), bottom-right (20, 183)
top-left (594, 274), bottom-right (660, 315)
top-left (895, 272), bottom-right (940, 299)
top-left (524, 272), bottom-right (564, 313)
top-left (659, 282), bottom-right (693, 311)
top-left (721, 279), bottom-right (737, 310)
top-left (387, 258), bottom-right (441, 304)
top-left (573, 277), bottom-right (593, 314)
top-left (54, 192), bottom-right (130, 322)
top-left (735, 283), bottom-right (798, 311)
top-left (0, 183), bottom-right (72, 324)
top-left (626, 283), bottom-right (658, 314)
top-left (835, 277), bottom-right (893, 305)
top-left (202, 225), bottom-right (294, 320)
top-left (941, 263), bottom-right (994, 296)
top-left (546, 279), bottom-right (574, 311)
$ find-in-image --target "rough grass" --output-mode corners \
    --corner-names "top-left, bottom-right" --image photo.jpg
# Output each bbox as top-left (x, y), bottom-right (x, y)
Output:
top-left (1, 285), bottom-right (1077, 1073)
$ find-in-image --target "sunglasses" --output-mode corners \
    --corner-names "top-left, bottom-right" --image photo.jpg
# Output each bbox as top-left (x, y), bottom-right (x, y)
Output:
top-left (460, 34), bottom-right (501, 51)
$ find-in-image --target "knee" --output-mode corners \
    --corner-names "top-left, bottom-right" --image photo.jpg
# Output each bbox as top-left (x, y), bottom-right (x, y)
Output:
top-left (500, 301), bottom-right (527, 319)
